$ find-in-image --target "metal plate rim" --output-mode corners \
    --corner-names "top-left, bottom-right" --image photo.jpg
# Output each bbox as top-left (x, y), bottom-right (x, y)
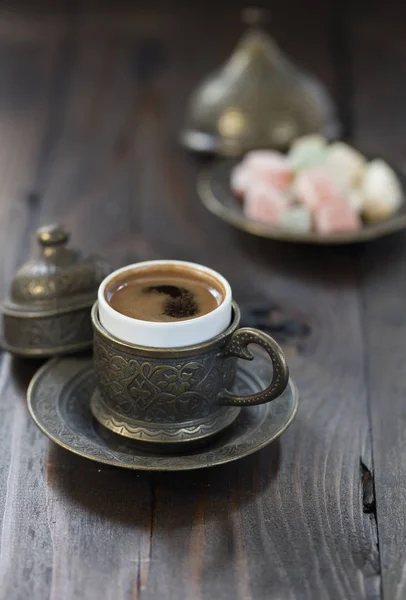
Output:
top-left (198, 159), bottom-right (406, 245)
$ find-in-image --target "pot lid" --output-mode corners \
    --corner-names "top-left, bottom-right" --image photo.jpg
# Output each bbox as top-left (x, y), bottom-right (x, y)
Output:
top-left (181, 8), bottom-right (339, 155)
top-left (3, 224), bottom-right (110, 315)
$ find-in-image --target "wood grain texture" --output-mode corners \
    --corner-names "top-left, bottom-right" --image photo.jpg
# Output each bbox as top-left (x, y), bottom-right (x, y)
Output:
top-left (0, 11), bottom-right (70, 600)
top-left (353, 2), bottom-right (406, 599)
top-left (0, 1), bottom-right (394, 599)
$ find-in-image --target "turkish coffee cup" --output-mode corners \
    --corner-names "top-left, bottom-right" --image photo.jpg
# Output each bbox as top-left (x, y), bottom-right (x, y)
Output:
top-left (91, 260), bottom-right (289, 448)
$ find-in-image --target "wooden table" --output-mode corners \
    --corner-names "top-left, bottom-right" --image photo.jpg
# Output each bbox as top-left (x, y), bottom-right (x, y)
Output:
top-left (0, 2), bottom-right (405, 598)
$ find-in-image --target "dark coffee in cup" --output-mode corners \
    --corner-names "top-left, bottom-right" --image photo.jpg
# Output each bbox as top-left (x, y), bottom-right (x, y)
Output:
top-left (105, 264), bottom-right (225, 322)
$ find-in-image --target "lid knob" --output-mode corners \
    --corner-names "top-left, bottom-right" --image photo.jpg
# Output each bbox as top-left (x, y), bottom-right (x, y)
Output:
top-left (241, 7), bottom-right (271, 27)
top-left (37, 224), bottom-right (69, 248)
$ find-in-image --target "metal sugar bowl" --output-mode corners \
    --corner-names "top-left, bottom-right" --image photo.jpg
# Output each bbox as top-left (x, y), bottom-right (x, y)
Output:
top-left (2, 224), bottom-right (110, 357)
top-left (181, 9), bottom-right (339, 156)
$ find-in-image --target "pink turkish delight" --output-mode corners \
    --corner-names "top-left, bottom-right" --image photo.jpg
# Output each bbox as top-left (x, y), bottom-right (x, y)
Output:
top-left (244, 183), bottom-right (290, 226)
top-left (293, 168), bottom-right (343, 211)
top-left (313, 201), bottom-right (361, 234)
top-left (243, 151), bottom-right (292, 190)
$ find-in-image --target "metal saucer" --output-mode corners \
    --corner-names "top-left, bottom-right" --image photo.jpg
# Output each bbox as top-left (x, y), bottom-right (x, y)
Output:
top-left (198, 159), bottom-right (406, 244)
top-left (27, 350), bottom-right (298, 471)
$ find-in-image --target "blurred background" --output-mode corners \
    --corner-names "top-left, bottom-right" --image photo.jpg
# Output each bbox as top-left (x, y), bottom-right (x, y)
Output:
top-left (0, 0), bottom-right (396, 152)
top-left (0, 0), bottom-right (405, 272)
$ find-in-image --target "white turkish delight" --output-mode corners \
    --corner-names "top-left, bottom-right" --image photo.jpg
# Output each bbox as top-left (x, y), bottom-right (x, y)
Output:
top-left (325, 142), bottom-right (366, 189)
top-left (230, 163), bottom-right (251, 197)
top-left (347, 188), bottom-right (365, 214)
top-left (362, 159), bottom-right (403, 222)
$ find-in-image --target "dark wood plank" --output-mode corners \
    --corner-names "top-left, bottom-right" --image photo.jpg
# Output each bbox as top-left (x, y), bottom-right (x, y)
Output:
top-left (0, 9), bottom-right (72, 600)
top-left (0, 2), bottom-right (382, 599)
top-left (353, 2), bottom-right (406, 599)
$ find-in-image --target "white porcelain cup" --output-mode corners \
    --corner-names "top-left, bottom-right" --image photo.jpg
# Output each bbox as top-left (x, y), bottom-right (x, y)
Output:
top-left (97, 260), bottom-right (233, 348)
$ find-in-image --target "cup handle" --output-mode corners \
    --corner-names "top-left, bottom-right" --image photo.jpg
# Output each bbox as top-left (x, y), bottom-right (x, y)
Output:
top-left (219, 328), bottom-right (289, 406)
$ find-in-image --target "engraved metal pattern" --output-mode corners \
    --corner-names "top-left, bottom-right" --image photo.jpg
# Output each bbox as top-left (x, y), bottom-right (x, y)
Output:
top-left (92, 313), bottom-right (238, 443)
top-left (93, 334), bottom-right (236, 423)
top-left (11, 260), bottom-right (106, 306)
top-left (198, 159), bottom-right (406, 245)
top-left (90, 388), bottom-right (239, 443)
top-left (2, 308), bottom-right (93, 356)
top-left (27, 353), bottom-right (299, 471)
top-left (92, 301), bottom-right (290, 444)
top-left (7, 224), bottom-right (109, 309)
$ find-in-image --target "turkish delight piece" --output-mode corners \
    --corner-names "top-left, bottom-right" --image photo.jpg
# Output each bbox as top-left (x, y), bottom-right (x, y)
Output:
top-left (243, 150), bottom-right (292, 189)
top-left (230, 163), bottom-right (252, 197)
top-left (279, 206), bottom-right (312, 233)
top-left (288, 135), bottom-right (327, 172)
top-left (314, 201), bottom-right (361, 234)
top-left (362, 159), bottom-right (403, 222)
top-left (290, 134), bottom-right (327, 151)
top-left (293, 168), bottom-right (343, 212)
top-left (347, 188), bottom-right (364, 214)
top-left (244, 182), bottom-right (290, 226)
top-left (325, 142), bottom-right (366, 189)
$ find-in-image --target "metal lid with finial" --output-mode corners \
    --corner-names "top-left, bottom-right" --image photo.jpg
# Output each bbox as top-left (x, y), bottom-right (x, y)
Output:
top-left (8, 224), bottom-right (110, 309)
top-left (181, 7), bottom-right (339, 155)
top-left (2, 224), bottom-right (111, 357)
